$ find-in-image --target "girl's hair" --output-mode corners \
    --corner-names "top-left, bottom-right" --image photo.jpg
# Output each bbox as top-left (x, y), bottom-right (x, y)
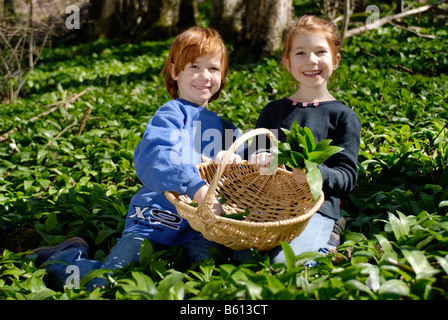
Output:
top-left (161, 27), bottom-right (229, 102)
top-left (283, 15), bottom-right (341, 59)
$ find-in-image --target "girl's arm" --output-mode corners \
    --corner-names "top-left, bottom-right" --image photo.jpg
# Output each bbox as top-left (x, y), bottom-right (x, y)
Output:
top-left (318, 114), bottom-right (361, 196)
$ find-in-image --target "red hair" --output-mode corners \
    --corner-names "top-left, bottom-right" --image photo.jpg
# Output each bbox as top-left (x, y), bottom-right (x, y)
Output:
top-left (161, 27), bottom-right (229, 102)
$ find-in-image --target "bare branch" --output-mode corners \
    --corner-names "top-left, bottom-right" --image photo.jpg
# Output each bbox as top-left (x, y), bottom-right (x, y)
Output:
top-left (0, 88), bottom-right (90, 143)
top-left (344, 0), bottom-right (448, 38)
top-left (77, 102), bottom-right (94, 135)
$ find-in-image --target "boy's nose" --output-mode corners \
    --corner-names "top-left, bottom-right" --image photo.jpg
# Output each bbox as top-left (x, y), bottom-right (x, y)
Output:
top-left (308, 52), bottom-right (318, 64)
top-left (199, 68), bottom-right (211, 80)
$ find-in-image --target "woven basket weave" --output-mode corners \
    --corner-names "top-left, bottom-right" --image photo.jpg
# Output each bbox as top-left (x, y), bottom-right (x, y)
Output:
top-left (165, 128), bottom-right (324, 251)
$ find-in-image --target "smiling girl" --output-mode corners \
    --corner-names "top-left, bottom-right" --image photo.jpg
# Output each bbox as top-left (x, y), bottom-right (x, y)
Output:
top-left (248, 15), bottom-right (362, 265)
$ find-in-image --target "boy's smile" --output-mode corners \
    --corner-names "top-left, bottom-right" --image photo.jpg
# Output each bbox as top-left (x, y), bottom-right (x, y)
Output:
top-left (171, 53), bottom-right (222, 108)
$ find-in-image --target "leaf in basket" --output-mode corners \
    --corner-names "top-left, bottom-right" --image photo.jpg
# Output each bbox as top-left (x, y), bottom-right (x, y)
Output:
top-left (308, 143), bottom-right (343, 163)
top-left (303, 126), bottom-right (316, 153)
top-left (218, 194), bottom-right (226, 205)
top-left (221, 207), bottom-right (250, 220)
top-left (289, 150), bottom-right (305, 169)
top-left (270, 120), bottom-right (343, 201)
top-left (269, 141), bottom-right (293, 171)
top-left (305, 163), bottom-right (323, 201)
top-left (189, 200), bottom-right (198, 207)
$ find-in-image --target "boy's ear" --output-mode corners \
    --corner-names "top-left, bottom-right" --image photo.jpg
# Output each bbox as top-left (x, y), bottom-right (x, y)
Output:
top-left (282, 56), bottom-right (291, 73)
top-left (170, 63), bottom-right (179, 80)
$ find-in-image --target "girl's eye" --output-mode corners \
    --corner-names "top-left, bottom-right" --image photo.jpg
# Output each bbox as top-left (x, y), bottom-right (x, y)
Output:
top-left (295, 51), bottom-right (305, 56)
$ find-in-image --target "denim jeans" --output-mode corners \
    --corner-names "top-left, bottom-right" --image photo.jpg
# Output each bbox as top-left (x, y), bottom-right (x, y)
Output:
top-left (233, 213), bottom-right (335, 266)
top-left (41, 232), bottom-right (229, 291)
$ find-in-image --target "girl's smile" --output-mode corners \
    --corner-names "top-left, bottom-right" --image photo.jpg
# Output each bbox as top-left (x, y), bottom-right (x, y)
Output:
top-left (282, 32), bottom-right (340, 101)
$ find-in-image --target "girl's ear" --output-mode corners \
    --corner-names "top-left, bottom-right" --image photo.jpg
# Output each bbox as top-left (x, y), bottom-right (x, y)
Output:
top-left (333, 53), bottom-right (341, 70)
top-left (170, 63), bottom-right (179, 80)
top-left (282, 56), bottom-right (291, 73)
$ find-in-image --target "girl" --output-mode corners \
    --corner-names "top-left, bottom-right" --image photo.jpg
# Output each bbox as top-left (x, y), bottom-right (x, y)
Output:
top-left (249, 15), bottom-right (361, 264)
top-left (33, 27), bottom-right (241, 291)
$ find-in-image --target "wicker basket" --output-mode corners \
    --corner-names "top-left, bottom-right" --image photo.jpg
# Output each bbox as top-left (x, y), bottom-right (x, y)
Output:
top-left (165, 128), bottom-right (324, 251)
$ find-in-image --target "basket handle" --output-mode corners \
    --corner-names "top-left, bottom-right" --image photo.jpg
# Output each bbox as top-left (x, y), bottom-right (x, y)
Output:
top-left (203, 128), bottom-right (278, 207)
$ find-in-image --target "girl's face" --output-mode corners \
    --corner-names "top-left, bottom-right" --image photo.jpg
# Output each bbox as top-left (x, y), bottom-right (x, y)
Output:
top-left (171, 53), bottom-right (222, 107)
top-left (283, 32), bottom-right (340, 92)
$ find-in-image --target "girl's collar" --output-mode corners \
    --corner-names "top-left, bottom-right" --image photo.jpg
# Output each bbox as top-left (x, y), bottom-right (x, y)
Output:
top-left (285, 97), bottom-right (339, 107)
top-left (292, 100), bottom-right (320, 107)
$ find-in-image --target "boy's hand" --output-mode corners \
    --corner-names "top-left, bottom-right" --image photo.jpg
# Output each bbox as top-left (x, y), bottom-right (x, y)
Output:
top-left (193, 184), bottom-right (223, 216)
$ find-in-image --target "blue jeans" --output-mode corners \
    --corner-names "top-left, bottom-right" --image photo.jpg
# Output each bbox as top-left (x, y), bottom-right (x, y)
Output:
top-left (42, 233), bottom-right (229, 291)
top-left (233, 213), bottom-right (335, 266)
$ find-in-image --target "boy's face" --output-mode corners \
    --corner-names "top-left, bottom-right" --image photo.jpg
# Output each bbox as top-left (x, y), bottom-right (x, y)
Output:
top-left (283, 32), bottom-right (340, 92)
top-left (171, 53), bottom-right (222, 107)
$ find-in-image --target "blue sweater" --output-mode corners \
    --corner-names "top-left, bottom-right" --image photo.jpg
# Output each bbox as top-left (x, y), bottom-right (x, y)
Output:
top-left (124, 99), bottom-right (239, 246)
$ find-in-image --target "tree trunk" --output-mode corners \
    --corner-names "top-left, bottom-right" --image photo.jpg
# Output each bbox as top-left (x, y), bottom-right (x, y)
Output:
top-left (177, 0), bottom-right (199, 32)
top-left (133, 0), bottom-right (182, 41)
top-left (234, 0), bottom-right (292, 62)
top-left (88, 0), bottom-right (121, 39)
top-left (210, 0), bottom-right (243, 41)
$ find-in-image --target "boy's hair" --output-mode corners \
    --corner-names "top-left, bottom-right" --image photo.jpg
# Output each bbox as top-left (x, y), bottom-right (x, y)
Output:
top-left (283, 15), bottom-right (341, 59)
top-left (161, 27), bottom-right (229, 102)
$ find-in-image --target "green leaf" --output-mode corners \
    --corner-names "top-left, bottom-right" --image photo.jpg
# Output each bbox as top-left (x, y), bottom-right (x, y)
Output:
top-left (44, 212), bottom-right (58, 232)
top-left (344, 279), bottom-right (376, 299)
top-left (379, 279), bottom-right (410, 296)
top-left (303, 126), bottom-right (316, 152)
top-left (80, 268), bottom-right (114, 287)
top-left (305, 166), bottom-right (323, 201)
top-left (402, 247), bottom-right (439, 280)
top-left (94, 227), bottom-right (116, 246)
top-left (388, 211), bottom-right (410, 241)
top-left (435, 256), bottom-right (448, 275)
top-left (280, 241), bottom-right (295, 271)
top-left (139, 239), bottom-right (154, 268)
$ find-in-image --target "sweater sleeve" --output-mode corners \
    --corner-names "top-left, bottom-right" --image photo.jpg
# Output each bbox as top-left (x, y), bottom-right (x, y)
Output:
top-left (133, 102), bottom-right (205, 198)
top-left (318, 113), bottom-right (361, 196)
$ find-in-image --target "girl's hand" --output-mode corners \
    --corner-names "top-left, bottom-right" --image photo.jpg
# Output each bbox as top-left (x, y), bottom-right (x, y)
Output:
top-left (249, 152), bottom-right (272, 170)
top-left (193, 184), bottom-right (223, 216)
top-left (292, 168), bottom-right (307, 184)
top-left (201, 150), bottom-right (242, 172)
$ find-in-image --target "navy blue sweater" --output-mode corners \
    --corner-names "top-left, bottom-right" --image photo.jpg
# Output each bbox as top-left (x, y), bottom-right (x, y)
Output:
top-left (255, 98), bottom-right (361, 220)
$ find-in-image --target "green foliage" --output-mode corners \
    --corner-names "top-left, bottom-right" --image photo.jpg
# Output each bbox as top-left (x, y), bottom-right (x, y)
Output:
top-left (269, 121), bottom-right (343, 200)
top-left (1, 19), bottom-right (448, 300)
